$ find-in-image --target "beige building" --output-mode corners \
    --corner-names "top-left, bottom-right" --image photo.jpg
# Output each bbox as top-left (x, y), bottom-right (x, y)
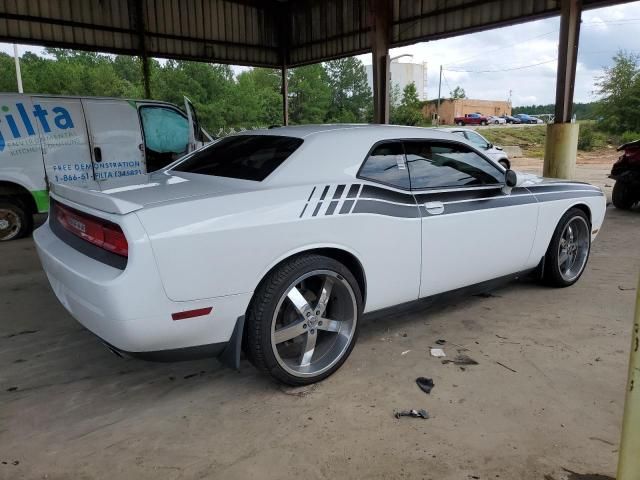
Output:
top-left (423, 98), bottom-right (512, 125)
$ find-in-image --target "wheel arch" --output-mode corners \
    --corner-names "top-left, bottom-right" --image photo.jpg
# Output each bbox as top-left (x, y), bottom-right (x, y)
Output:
top-left (566, 202), bottom-right (592, 224)
top-left (251, 245), bottom-right (368, 311)
top-left (0, 180), bottom-right (37, 214)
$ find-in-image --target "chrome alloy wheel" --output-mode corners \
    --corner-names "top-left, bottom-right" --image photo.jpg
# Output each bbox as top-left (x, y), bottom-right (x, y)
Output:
top-left (270, 270), bottom-right (358, 378)
top-left (557, 215), bottom-right (590, 282)
top-left (0, 208), bottom-right (21, 241)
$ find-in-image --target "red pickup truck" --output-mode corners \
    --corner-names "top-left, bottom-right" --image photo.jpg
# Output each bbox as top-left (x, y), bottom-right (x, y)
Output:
top-left (454, 113), bottom-right (489, 126)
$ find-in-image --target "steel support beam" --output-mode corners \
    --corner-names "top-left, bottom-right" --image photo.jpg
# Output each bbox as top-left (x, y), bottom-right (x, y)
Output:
top-left (370, 0), bottom-right (391, 124)
top-left (554, 0), bottom-right (582, 123)
top-left (281, 66), bottom-right (289, 126)
top-left (131, 0), bottom-right (151, 98)
top-left (544, 0), bottom-right (582, 179)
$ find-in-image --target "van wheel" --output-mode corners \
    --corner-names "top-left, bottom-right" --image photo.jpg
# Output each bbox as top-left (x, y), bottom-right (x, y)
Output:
top-left (0, 199), bottom-right (32, 241)
top-left (246, 254), bottom-right (362, 385)
top-left (542, 208), bottom-right (591, 288)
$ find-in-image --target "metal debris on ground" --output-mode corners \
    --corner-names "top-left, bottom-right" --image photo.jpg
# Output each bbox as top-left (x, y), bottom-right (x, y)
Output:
top-left (401, 350), bottom-right (411, 355)
top-left (430, 348), bottom-right (446, 357)
top-left (495, 361), bottom-right (517, 373)
top-left (415, 377), bottom-right (435, 394)
top-left (442, 354), bottom-right (479, 366)
top-left (394, 409), bottom-right (430, 419)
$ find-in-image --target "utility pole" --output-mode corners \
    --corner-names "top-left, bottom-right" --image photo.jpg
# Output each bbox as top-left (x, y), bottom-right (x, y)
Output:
top-left (436, 65), bottom-right (442, 125)
top-left (13, 44), bottom-right (23, 94)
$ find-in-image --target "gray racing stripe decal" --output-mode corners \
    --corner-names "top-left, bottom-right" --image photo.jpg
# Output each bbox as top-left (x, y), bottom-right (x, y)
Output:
top-left (526, 184), bottom-right (601, 194)
top-left (339, 200), bottom-right (354, 214)
top-left (299, 203), bottom-right (308, 218)
top-left (307, 186), bottom-right (317, 201)
top-left (352, 199), bottom-right (420, 218)
top-left (319, 185), bottom-right (330, 201)
top-left (423, 194), bottom-right (534, 216)
top-left (533, 190), bottom-right (604, 202)
top-left (360, 185), bottom-right (417, 204)
top-left (312, 202), bottom-right (323, 217)
top-left (347, 184), bottom-right (361, 198)
top-left (325, 200), bottom-right (339, 215)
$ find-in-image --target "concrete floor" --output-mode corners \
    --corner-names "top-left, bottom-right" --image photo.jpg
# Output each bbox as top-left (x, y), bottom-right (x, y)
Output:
top-left (1, 159), bottom-right (639, 480)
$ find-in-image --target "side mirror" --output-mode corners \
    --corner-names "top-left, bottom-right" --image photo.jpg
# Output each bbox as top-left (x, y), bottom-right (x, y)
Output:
top-left (505, 169), bottom-right (517, 187)
top-left (485, 143), bottom-right (493, 149)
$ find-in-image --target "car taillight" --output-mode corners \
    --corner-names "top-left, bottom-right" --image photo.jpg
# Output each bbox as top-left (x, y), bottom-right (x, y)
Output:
top-left (55, 203), bottom-right (128, 257)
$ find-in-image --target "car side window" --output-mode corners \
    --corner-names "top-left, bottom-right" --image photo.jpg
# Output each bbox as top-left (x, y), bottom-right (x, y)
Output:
top-left (464, 131), bottom-right (489, 149)
top-left (359, 142), bottom-right (410, 189)
top-left (404, 141), bottom-right (503, 190)
top-left (140, 106), bottom-right (189, 154)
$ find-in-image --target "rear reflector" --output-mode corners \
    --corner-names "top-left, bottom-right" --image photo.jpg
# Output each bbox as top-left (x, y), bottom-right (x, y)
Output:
top-left (171, 307), bottom-right (213, 321)
top-left (54, 202), bottom-right (128, 257)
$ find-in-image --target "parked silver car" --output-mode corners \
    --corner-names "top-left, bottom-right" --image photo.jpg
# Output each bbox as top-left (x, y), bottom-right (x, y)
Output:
top-left (442, 128), bottom-right (511, 169)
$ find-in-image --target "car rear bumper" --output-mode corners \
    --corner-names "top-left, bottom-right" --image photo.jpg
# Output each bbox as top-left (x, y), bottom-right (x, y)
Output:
top-left (34, 218), bottom-right (252, 357)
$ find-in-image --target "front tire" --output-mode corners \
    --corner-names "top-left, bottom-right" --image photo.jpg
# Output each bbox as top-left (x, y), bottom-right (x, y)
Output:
top-left (542, 208), bottom-right (591, 288)
top-left (481, 121), bottom-right (488, 126)
top-left (498, 159), bottom-right (510, 169)
top-left (612, 181), bottom-right (636, 210)
top-left (0, 199), bottom-right (33, 241)
top-left (246, 254), bottom-right (362, 385)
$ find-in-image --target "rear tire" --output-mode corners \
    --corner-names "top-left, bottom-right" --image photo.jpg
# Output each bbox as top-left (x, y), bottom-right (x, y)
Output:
top-left (457, 121), bottom-right (464, 126)
top-left (612, 181), bottom-right (636, 210)
top-left (542, 208), bottom-right (591, 288)
top-left (246, 254), bottom-right (362, 385)
top-left (0, 199), bottom-right (32, 241)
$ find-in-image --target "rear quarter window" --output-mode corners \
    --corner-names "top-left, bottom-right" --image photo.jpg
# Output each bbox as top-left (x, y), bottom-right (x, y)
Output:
top-left (173, 135), bottom-right (303, 181)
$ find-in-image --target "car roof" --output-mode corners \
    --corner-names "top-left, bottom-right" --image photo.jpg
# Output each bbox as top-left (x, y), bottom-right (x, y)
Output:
top-left (237, 123), bottom-right (454, 140)
top-left (234, 124), bottom-right (488, 186)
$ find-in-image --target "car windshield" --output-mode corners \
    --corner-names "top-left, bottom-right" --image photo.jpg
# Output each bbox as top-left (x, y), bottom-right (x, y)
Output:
top-left (172, 135), bottom-right (303, 181)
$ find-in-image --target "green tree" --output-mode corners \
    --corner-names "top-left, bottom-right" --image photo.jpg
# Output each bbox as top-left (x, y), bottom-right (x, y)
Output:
top-left (450, 86), bottom-right (466, 99)
top-left (325, 57), bottom-right (372, 123)
top-left (287, 64), bottom-right (331, 124)
top-left (234, 68), bottom-right (283, 126)
top-left (393, 82), bottom-right (424, 126)
top-left (595, 50), bottom-right (640, 133)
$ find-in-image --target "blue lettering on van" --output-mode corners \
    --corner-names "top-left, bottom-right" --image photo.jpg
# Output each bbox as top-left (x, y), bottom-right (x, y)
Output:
top-left (0, 103), bottom-right (75, 152)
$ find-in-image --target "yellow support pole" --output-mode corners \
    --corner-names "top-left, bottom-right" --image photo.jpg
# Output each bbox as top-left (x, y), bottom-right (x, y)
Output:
top-left (617, 273), bottom-right (640, 480)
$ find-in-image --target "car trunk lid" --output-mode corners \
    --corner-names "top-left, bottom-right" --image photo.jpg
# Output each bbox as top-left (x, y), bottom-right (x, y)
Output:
top-left (50, 171), bottom-right (256, 215)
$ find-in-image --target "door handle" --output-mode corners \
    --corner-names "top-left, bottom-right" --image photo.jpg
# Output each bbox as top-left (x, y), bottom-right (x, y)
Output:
top-left (93, 147), bottom-right (102, 163)
top-left (424, 201), bottom-right (444, 215)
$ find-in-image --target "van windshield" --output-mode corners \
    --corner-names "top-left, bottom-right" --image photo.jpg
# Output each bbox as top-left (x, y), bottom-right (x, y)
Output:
top-left (172, 135), bottom-right (303, 181)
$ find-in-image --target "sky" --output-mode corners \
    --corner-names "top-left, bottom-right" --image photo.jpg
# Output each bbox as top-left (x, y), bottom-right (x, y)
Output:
top-left (1, 1), bottom-right (639, 107)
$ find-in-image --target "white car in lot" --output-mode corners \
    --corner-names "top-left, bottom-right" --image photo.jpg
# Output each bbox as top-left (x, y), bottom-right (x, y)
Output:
top-left (34, 125), bottom-right (606, 385)
top-left (442, 127), bottom-right (511, 169)
top-left (488, 115), bottom-right (507, 125)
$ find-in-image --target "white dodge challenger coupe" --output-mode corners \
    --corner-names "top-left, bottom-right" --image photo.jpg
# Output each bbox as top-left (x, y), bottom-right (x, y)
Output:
top-left (34, 125), bottom-right (606, 385)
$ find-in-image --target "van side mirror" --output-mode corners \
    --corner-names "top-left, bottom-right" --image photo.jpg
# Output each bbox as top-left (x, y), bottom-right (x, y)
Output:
top-left (505, 169), bottom-right (517, 187)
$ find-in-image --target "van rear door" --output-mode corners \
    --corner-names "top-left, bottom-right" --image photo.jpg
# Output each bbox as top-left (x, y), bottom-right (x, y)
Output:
top-left (32, 96), bottom-right (98, 188)
top-left (0, 95), bottom-right (48, 196)
top-left (82, 99), bottom-right (146, 184)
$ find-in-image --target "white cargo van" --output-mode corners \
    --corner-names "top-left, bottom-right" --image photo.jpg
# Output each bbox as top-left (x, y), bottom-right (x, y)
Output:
top-left (0, 94), bottom-right (211, 241)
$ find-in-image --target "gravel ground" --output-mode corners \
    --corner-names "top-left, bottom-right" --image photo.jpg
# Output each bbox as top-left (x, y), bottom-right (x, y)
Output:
top-left (1, 157), bottom-right (638, 480)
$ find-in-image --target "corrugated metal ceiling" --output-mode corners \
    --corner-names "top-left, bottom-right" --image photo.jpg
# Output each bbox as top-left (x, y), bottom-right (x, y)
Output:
top-left (0, 0), bottom-right (633, 68)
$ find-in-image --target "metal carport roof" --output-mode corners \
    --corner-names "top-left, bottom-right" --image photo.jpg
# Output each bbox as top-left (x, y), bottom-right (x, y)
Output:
top-left (0, 0), bottom-right (633, 68)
